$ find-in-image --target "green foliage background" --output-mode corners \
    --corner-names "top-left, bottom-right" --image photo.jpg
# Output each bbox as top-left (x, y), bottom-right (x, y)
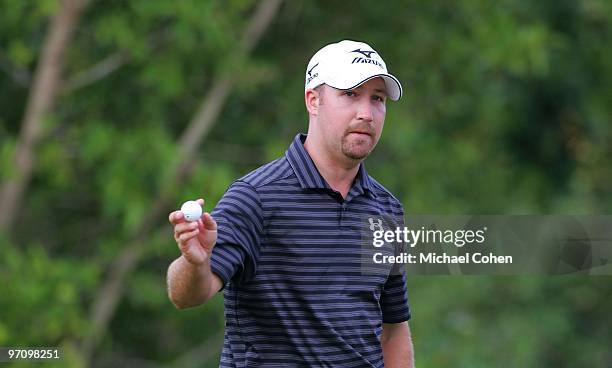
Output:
top-left (1, 1), bottom-right (611, 367)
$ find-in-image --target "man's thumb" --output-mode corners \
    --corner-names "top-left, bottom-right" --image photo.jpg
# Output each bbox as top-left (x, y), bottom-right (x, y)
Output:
top-left (202, 212), bottom-right (217, 230)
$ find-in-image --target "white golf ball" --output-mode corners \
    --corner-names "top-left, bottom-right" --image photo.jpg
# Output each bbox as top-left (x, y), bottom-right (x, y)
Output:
top-left (181, 200), bottom-right (202, 222)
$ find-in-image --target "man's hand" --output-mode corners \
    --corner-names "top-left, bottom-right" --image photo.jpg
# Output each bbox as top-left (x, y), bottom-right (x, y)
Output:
top-left (167, 198), bottom-right (222, 309)
top-left (169, 198), bottom-right (218, 266)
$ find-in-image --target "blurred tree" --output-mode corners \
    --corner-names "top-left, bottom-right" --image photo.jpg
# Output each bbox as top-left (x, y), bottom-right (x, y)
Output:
top-left (0, 0), bottom-right (611, 367)
top-left (0, 0), bottom-right (86, 232)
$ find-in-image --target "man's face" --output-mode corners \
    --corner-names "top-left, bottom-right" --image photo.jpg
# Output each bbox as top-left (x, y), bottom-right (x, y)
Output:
top-left (314, 78), bottom-right (387, 164)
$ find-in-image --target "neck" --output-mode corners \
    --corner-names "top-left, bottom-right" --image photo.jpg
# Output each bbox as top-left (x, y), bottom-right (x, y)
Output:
top-left (303, 136), bottom-right (360, 199)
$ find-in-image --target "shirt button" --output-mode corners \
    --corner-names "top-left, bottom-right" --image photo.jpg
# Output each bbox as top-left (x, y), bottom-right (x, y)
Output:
top-left (342, 204), bottom-right (347, 211)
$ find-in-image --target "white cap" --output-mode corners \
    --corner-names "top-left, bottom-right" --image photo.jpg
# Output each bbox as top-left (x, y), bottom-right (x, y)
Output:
top-left (305, 40), bottom-right (403, 101)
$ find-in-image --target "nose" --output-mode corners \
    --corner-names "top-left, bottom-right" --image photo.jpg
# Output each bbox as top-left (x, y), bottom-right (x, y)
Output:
top-left (356, 99), bottom-right (374, 122)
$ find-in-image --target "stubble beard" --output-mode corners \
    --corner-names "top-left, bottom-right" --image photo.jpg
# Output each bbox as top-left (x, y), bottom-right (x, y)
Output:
top-left (341, 132), bottom-right (376, 160)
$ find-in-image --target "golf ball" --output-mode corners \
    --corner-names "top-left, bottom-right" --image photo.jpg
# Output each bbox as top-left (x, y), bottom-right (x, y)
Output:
top-left (181, 200), bottom-right (202, 222)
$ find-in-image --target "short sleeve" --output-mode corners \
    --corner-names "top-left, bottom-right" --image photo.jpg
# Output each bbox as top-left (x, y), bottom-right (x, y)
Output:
top-left (210, 180), bottom-right (263, 288)
top-left (380, 271), bottom-right (411, 323)
top-left (380, 203), bottom-right (411, 323)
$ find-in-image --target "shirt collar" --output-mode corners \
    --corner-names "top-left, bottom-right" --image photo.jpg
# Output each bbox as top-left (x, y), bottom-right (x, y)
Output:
top-left (356, 160), bottom-right (377, 197)
top-left (285, 133), bottom-right (376, 197)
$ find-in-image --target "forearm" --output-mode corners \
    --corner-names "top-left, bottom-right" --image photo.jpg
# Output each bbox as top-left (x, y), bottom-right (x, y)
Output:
top-left (381, 322), bottom-right (414, 368)
top-left (167, 255), bottom-right (215, 309)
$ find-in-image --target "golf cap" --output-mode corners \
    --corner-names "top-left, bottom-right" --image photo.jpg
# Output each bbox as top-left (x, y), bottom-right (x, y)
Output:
top-left (305, 40), bottom-right (403, 101)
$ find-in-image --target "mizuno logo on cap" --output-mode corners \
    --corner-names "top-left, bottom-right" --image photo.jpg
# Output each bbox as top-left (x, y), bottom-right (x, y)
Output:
top-left (307, 72), bottom-right (318, 84)
top-left (351, 57), bottom-right (383, 68)
top-left (306, 62), bottom-right (319, 84)
top-left (351, 49), bottom-right (377, 58)
top-left (307, 63), bottom-right (319, 76)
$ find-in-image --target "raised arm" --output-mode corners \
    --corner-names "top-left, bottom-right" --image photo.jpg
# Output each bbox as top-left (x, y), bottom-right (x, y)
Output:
top-left (166, 199), bottom-right (223, 309)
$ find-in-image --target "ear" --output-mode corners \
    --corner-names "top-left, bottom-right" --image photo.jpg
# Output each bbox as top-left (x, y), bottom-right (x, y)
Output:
top-left (305, 88), bottom-right (320, 116)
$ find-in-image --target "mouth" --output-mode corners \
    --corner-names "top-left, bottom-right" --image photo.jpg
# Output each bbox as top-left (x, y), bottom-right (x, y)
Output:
top-left (348, 131), bottom-right (372, 137)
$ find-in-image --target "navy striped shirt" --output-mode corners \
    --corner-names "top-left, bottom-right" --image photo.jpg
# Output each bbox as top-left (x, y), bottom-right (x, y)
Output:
top-left (210, 133), bottom-right (410, 367)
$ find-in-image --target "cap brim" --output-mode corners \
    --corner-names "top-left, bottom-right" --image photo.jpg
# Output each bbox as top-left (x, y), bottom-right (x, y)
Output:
top-left (348, 74), bottom-right (403, 101)
top-left (325, 73), bottom-right (403, 101)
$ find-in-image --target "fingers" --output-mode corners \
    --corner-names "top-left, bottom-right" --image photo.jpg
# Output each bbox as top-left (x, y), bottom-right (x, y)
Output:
top-left (175, 221), bottom-right (199, 245)
top-left (178, 228), bottom-right (199, 243)
top-left (170, 199), bottom-right (213, 250)
top-left (174, 221), bottom-right (199, 239)
top-left (201, 212), bottom-right (217, 230)
top-left (176, 221), bottom-right (198, 232)
top-left (168, 210), bottom-right (185, 225)
top-left (197, 218), bottom-right (205, 232)
top-left (196, 215), bottom-right (217, 250)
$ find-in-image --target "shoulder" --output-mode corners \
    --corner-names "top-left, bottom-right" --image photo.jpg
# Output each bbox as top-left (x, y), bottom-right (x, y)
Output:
top-left (368, 176), bottom-right (405, 216)
top-left (221, 156), bottom-right (293, 203)
top-left (215, 157), bottom-right (293, 221)
top-left (235, 156), bottom-right (294, 189)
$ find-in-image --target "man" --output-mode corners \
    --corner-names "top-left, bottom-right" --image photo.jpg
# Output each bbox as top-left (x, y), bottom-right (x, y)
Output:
top-left (167, 40), bottom-right (414, 367)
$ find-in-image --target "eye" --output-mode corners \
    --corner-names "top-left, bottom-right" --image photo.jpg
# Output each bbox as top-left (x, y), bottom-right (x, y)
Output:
top-left (344, 90), bottom-right (357, 97)
top-left (373, 95), bottom-right (385, 102)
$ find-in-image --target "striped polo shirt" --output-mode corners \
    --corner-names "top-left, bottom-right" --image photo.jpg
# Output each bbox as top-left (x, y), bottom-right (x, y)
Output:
top-left (210, 133), bottom-right (410, 368)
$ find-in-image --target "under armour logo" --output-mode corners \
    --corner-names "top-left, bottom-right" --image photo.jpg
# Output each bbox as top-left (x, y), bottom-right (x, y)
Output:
top-left (307, 62), bottom-right (319, 76)
top-left (369, 217), bottom-right (384, 232)
top-left (352, 49), bottom-right (377, 58)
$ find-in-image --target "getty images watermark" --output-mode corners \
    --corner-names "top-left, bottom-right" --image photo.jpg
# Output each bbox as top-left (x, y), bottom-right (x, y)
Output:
top-left (360, 216), bottom-right (612, 275)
